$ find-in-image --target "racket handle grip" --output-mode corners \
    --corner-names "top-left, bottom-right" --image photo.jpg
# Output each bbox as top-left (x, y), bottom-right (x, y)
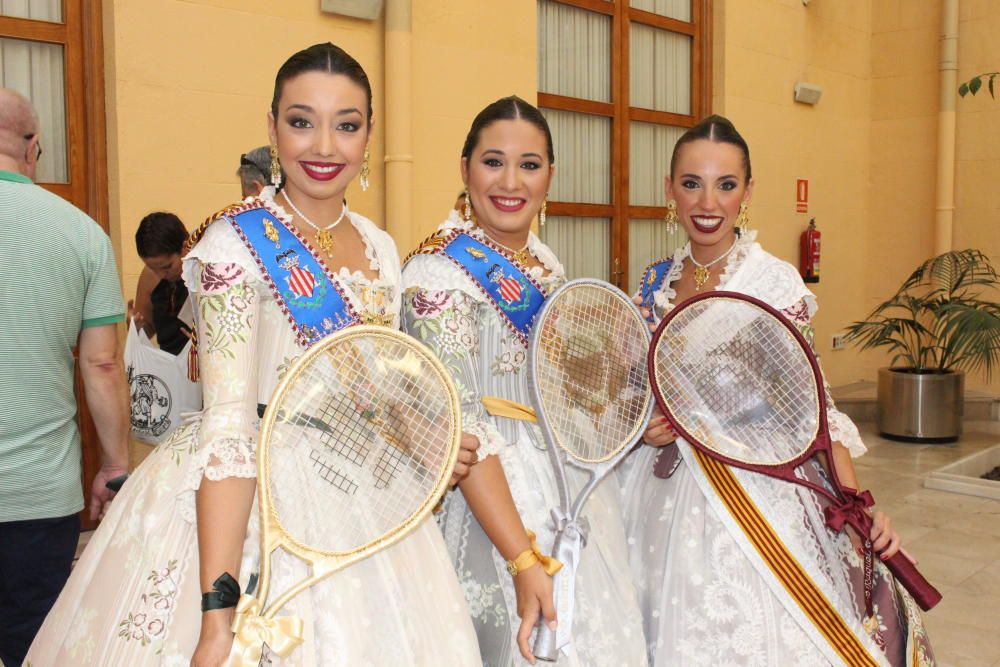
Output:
top-left (533, 623), bottom-right (558, 662)
top-left (883, 551), bottom-right (942, 611)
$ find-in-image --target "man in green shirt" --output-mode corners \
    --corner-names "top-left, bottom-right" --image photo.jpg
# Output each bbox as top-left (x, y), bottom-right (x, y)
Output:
top-left (0, 88), bottom-right (130, 667)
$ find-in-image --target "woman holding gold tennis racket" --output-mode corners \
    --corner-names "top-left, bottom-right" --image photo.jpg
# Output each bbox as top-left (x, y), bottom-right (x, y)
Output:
top-left (620, 115), bottom-right (934, 666)
top-left (402, 96), bottom-right (648, 666)
top-left (26, 43), bottom-right (482, 666)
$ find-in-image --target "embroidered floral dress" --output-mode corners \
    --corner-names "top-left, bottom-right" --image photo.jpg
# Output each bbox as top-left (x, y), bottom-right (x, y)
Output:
top-left (26, 196), bottom-right (481, 666)
top-left (619, 232), bottom-right (934, 667)
top-left (401, 211), bottom-right (648, 667)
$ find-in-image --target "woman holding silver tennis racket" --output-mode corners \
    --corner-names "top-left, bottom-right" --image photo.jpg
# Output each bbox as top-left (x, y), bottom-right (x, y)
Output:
top-left (402, 96), bottom-right (648, 666)
top-left (620, 115), bottom-right (934, 666)
top-left (27, 43), bottom-right (482, 666)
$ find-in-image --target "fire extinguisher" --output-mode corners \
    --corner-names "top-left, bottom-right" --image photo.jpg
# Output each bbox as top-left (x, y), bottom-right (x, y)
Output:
top-left (799, 218), bottom-right (821, 283)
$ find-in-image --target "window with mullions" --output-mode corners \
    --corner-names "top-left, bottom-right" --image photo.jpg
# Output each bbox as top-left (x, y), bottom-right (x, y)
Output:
top-left (537, 0), bottom-right (711, 292)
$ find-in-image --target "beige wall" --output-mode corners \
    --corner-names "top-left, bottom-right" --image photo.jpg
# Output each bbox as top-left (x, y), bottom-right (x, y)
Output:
top-left (715, 0), bottom-right (998, 389)
top-left (714, 0), bottom-right (879, 386)
top-left (954, 1), bottom-right (1000, 264)
top-left (407, 1), bottom-right (538, 255)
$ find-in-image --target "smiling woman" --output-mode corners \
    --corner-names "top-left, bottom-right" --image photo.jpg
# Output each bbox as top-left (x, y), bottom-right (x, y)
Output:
top-left (401, 96), bottom-right (649, 666)
top-left (25, 42), bottom-right (483, 667)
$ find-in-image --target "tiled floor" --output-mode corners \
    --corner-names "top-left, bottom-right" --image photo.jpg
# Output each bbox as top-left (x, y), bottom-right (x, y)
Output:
top-left (852, 421), bottom-right (1000, 667)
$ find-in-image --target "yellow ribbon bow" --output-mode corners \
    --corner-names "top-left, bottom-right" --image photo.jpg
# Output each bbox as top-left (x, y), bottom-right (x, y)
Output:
top-left (508, 530), bottom-right (563, 577)
top-left (229, 594), bottom-right (305, 666)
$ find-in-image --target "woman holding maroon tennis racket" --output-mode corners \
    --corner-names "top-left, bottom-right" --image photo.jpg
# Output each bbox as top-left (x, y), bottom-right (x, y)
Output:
top-left (621, 115), bottom-right (935, 666)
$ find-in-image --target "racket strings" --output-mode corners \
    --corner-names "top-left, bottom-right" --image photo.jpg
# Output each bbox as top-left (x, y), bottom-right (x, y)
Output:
top-left (266, 336), bottom-right (455, 554)
top-left (655, 300), bottom-right (820, 465)
top-left (534, 286), bottom-right (651, 463)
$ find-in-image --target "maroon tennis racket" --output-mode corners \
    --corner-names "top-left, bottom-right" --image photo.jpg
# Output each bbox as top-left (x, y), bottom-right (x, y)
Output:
top-left (648, 291), bottom-right (941, 612)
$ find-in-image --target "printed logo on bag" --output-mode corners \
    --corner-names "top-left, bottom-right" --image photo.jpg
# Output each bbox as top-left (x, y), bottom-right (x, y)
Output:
top-left (127, 364), bottom-right (173, 437)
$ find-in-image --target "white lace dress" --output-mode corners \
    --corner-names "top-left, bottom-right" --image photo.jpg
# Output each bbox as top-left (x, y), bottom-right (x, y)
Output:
top-left (619, 232), bottom-right (934, 667)
top-left (401, 211), bottom-right (649, 667)
top-left (26, 197), bottom-right (482, 666)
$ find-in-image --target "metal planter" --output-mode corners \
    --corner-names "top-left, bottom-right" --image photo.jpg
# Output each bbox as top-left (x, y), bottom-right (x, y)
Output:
top-left (877, 367), bottom-right (964, 442)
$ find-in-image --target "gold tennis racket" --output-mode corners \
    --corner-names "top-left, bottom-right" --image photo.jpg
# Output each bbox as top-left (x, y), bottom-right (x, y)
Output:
top-left (528, 279), bottom-right (653, 662)
top-left (227, 325), bottom-right (462, 665)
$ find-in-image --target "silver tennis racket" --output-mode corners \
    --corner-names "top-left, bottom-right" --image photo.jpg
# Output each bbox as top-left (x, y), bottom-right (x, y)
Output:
top-left (227, 325), bottom-right (462, 665)
top-left (528, 279), bottom-right (653, 662)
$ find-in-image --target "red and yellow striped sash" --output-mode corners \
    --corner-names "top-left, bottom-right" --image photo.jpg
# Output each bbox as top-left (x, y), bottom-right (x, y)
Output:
top-left (692, 449), bottom-right (880, 667)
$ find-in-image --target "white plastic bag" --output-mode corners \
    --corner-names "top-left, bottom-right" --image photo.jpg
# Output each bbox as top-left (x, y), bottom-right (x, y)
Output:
top-left (125, 320), bottom-right (202, 445)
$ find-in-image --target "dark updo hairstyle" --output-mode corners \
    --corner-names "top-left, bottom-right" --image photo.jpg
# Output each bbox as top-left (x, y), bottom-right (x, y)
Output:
top-left (271, 42), bottom-right (373, 124)
top-left (670, 114), bottom-right (751, 182)
top-left (135, 212), bottom-right (188, 258)
top-left (461, 95), bottom-right (555, 163)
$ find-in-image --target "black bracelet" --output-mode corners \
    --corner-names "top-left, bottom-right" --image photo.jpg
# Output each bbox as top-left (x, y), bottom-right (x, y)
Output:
top-left (201, 572), bottom-right (240, 612)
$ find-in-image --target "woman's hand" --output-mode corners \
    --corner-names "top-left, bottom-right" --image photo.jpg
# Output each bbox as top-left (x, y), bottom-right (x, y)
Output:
top-left (450, 433), bottom-right (481, 487)
top-left (643, 405), bottom-right (677, 447)
top-left (870, 510), bottom-right (916, 563)
top-left (191, 609), bottom-right (235, 667)
top-left (514, 563), bottom-right (557, 664)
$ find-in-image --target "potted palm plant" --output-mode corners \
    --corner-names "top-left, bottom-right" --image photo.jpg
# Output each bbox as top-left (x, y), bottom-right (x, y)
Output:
top-left (845, 249), bottom-right (999, 442)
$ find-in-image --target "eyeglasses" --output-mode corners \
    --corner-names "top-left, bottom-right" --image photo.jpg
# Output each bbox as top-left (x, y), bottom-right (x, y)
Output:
top-left (23, 134), bottom-right (42, 162)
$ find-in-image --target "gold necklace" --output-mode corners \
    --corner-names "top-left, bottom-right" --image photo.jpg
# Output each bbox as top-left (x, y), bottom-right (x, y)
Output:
top-left (282, 191), bottom-right (348, 257)
top-left (688, 239), bottom-right (738, 290)
top-left (485, 232), bottom-right (532, 266)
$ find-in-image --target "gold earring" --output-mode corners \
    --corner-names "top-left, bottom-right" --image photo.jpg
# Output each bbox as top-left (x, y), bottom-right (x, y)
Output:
top-left (360, 147), bottom-right (371, 192)
top-left (463, 189), bottom-right (473, 222)
top-left (269, 144), bottom-right (282, 188)
top-left (539, 198), bottom-right (547, 227)
top-left (664, 199), bottom-right (679, 234)
top-left (736, 201), bottom-right (751, 233)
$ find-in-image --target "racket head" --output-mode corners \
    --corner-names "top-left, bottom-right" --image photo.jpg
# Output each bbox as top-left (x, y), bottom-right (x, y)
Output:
top-left (649, 291), bottom-right (829, 469)
top-left (257, 324), bottom-right (461, 571)
top-left (528, 278), bottom-right (654, 465)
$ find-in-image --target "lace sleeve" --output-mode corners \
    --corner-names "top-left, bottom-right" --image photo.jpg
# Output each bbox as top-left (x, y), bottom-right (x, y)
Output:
top-left (781, 299), bottom-right (867, 458)
top-left (188, 262), bottom-right (261, 485)
top-left (402, 286), bottom-right (506, 458)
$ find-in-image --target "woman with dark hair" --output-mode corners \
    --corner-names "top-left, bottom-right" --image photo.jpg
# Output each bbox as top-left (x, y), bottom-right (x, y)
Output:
top-left (130, 211), bottom-right (192, 355)
top-left (27, 43), bottom-right (481, 666)
top-left (402, 96), bottom-right (648, 666)
top-left (620, 115), bottom-right (933, 665)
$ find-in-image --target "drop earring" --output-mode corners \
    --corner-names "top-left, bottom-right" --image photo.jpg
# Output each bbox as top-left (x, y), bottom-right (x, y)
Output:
top-left (539, 198), bottom-right (547, 227)
top-left (360, 147), bottom-right (370, 192)
top-left (463, 189), bottom-right (473, 222)
top-left (269, 144), bottom-right (282, 189)
top-left (736, 201), bottom-right (751, 233)
top-left (664, 199), bottom-right (678, 234)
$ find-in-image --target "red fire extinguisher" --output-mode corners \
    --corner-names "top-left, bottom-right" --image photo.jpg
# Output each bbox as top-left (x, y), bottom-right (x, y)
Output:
top-left (799, 218), bottom-right (821, 283)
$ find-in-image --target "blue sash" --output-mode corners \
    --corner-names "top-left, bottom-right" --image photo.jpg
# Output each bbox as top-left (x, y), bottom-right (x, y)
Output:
top-left (416, 231), bottom-right (545, 344)
top-left (226, 205), bottom-right (359, 347)
top-left (638, 257), bottom-right (674, 322)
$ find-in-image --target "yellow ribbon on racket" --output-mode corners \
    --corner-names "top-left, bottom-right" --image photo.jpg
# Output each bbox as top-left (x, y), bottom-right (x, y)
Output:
top-left (482, 396), bottom-right (537, 422)
top-left (230, 594), bottom-right (305, 665)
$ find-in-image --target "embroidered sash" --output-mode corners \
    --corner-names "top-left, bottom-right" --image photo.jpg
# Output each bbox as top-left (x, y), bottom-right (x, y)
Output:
top-left (408, 230), bottom-right (546, 344)
top-left (638, 257), bottom-right (674, 321)
top-left (688, 447), bottom-right (883, 667)
top-left (225, 203), bottom-right (360, 347)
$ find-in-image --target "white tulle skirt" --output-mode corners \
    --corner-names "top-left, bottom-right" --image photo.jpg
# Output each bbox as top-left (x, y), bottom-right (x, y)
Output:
top-left (26, 419), bottom-right (482, 666)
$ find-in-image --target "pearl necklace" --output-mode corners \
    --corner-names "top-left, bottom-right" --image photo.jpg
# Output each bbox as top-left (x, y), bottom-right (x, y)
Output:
top-left (688, 238), bottom-right (739, 290)
top-left (282, 190), bottom-right (348, 257)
